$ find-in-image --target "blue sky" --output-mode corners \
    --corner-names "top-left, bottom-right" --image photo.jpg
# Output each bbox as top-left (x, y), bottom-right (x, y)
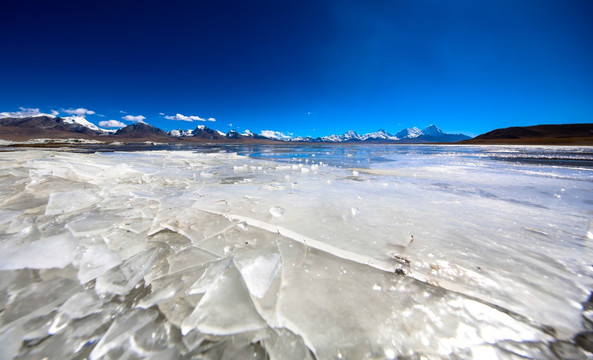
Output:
top-left (1, 0), bottom-right (592, 137)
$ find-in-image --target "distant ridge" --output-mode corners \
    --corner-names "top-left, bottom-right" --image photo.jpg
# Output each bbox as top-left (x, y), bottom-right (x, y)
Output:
top-left (0, 116), bottom-right (104, 136)
top-left (464, 123), bottom-right (593, 145)
top-left (0, 116), bottom-right (471, 144)
top-left (12, 113), bottom-right (591, 145)
top-left (247, 124), bottom-right (470, 143)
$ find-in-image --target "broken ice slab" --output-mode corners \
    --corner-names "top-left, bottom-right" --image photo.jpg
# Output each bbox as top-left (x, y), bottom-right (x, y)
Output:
top-left (1, 192), bottom-right (49, 216)
top-left (118, 218), bottom-right (154, 234)
top-left (130, 321), bottom-right (175, 354)
top-left (0, 277), bottom-right (81, 327)
top-left (0, 232), bottom-right (78, 270)
top-left (166, 245), bottom-right (219, 275)
top-left (95, 247), bottom-right (158, 295)
top-left (182, 329), bottom-right (207, 352)
top-left (57, 290), bottom-right (103, 319)
top-left (66, 214), bottom-right (121, 237)
top-left (234, 254), bottom-right (281, 299)
top-left (45, 190), bottom-right (100, 215)
top-left (275, 239), bottom-right (552, 359)
top-left (21, 311), bottom-right (58, 341)
top-left (0, 326), bottom-right (24, 360)
top-left (103, 227), bottom-right (154, 260)
top-left (149, 206), bottom-right (236, 245)
top-left (181, 264), bottom-right (267, 336)
top-left (137, 278), bottom-right (184, 309)
top-left (187, 258), bottom-right (233, 295)
top-left (77, 245), bottom-right (123, 284)
top-left (89, 308), bottom-right (159, 360)
top-left (0, 209), bottom-right (20, 225)
top-left (263, 328), bottom-right (315, 360)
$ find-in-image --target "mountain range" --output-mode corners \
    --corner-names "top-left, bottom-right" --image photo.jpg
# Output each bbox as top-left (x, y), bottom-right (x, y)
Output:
top-left (2, 114), bottom-right (592, 145)
top-left (0, 114), bottom-right (470, 143)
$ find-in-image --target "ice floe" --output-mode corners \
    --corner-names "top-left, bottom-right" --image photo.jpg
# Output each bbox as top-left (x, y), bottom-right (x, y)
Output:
top-left (0, 146), bottom-right (592, 359)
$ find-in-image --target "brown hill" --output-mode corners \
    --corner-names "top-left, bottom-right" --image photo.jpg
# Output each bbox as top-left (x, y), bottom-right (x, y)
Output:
top-left (0, 116), bottom-right (104, 140)
top-left (113, 122), bottom-right (172, 141)
top-left (464, 123), bottom-right (593, 145)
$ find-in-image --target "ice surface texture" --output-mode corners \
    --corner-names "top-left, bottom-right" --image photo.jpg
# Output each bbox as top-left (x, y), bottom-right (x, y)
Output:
top-left (0, 146), bottom-right (592, 359)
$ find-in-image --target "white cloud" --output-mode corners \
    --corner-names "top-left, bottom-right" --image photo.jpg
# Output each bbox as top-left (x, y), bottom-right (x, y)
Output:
top-left (228, 123), bottom-right (233, 127)
top-left (51, 110), bottom-right (59, 116)
top-left (0, 107), bottom-right (57, 119)
top-left (62, 108), bottom-right (96, 116)
top-left (164, 113), bottom-right (206, 122)
top-left (122, 114), bottom-right (146, 122)
top-left (120, 110), bottom-right (127, 114)
top-left (99, 120), bottom-right (126, 128)
top-left (159, 112), bottom-right (165, 116)
top-left (207, 117), bottom-right (216, 122)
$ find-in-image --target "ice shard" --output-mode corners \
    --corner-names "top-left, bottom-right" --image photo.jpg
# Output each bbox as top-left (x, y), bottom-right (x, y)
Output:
top-left (45, 190), bottom-right (100, 215)
top-left (95, 247), bottom-right (158, 295)
top-left (0, 232), bottom-right (78, 270)
top-left (181, 264), bottom-right (267, 335)
top-left (234, 254), bottom-right (281, 299)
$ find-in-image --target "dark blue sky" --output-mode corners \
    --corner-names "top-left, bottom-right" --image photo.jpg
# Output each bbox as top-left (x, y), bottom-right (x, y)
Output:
top-left (1, 0), bottom-right (592, 136)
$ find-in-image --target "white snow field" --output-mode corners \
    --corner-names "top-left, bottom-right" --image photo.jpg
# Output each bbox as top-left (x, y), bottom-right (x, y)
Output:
top-left (0, 145), bottom-right (592, 359)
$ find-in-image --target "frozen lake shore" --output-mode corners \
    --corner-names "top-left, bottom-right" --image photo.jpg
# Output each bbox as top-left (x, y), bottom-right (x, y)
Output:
top-left (0, 145), bottom-right (592, 359)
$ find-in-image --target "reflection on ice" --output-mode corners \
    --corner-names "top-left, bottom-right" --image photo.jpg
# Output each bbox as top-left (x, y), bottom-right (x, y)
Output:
top-left (0, 145), bottom-right (592, 359)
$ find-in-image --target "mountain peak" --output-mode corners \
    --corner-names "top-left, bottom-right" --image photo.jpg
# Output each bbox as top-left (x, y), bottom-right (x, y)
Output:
top-left (422, 124), bottom-right (443, 136)
top-left (395, 127), bottom-right (422, 139)
top-left (115, 122), bottom-right (169, 138)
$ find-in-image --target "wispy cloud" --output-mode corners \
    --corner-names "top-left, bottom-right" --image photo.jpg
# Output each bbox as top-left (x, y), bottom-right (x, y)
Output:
top-left (122, 114), bottom-right (146, 122)
top-left (0, 107), bottom-right (57, 118)
top-left (62, 107), bottom-right (95, 116)
top-left (164, 113), bottom-right (206, 122)
top-left (99, 120), bottom-right (126, 128)
top-left (158, 112), bottom-right (165, 116)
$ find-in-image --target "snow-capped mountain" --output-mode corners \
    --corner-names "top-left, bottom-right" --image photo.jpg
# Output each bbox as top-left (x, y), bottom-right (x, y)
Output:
top-left (62, 115), bottom-right (115, 134)
top-left (309, 125), bottom-right (468, 143)
top-left (166, 124), bottom-right (469, 143)
top-left (0, 112), bottom-right (470, 143)
top-left (395, 127), bottom-right (422, 139)
top-left (169, 128), bottom-right (194, 137)
top-left (0, 115), bottom-right (113, 136)
top-left (0, 110), bottom-right (115, 134)
top-left (422, 124), bottom-right (444, 137)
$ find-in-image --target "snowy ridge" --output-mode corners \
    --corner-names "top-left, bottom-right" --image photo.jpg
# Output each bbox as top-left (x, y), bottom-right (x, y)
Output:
top-left (317, 124), bottom-right (459, 142)
top-left (165, 124), bottom-right (469, 143)
top-left (170, 129), bottom-right (194, 137)
top-left (395, 127), bottom-right (422, 139)
top-left (62, 116), bottom-right (114, 133)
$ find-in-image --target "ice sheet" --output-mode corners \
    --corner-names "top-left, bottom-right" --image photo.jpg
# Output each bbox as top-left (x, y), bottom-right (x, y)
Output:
top-left (0, 146), bottom-right (591, 359)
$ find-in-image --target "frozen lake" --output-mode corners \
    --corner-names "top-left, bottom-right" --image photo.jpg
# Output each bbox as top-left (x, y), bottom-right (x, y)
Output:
top-left (0, 144), bottom-right (592, 359)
